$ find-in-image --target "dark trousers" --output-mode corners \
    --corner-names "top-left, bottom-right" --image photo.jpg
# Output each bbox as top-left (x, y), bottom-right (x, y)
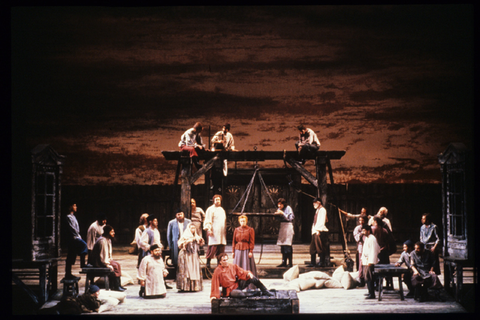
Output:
top-left (363, 264), bottom-right (375, 296)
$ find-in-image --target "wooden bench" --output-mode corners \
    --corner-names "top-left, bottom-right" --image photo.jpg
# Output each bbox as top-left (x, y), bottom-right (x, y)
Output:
top-left (80, 267), bottom-right (112, 292)
top-left (374, 264), bottom-right (409, 301)
top-left (211, 290), bottom-right (299, 314)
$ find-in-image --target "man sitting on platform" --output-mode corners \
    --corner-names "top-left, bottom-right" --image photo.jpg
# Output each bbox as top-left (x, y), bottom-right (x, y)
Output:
top-left (410, 241), bottom-right (443, 302)
top-left (295, 124), bottom-right (320, 164)
top-left (210, 253), bottom-right (274, 301)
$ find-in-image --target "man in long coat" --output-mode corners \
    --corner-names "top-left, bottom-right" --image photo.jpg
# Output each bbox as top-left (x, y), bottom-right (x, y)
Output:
top-left (167, 209), bottom-right (191, 267)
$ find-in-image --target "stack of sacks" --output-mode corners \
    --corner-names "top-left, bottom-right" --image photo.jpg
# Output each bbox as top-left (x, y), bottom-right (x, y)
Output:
top-left (97, 289), bottom-right (127, 313)
top-left (268, 265), bottom-right (360, 292)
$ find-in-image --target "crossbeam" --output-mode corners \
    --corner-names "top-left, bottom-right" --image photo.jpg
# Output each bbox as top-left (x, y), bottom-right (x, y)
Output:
top-left (231, 212), bottom-right (276, 216)
top-left (162, 150), bottom-right (346, 161)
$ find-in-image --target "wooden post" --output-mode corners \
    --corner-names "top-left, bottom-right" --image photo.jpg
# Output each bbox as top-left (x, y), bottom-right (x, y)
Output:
top-left (316, 156), bottom-right (327, 205)
top-left (180, 157), bottom-right (192, 218)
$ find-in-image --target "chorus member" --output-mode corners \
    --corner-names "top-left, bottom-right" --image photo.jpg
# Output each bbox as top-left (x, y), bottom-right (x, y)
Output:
top-left (419, 213), bottom-right (441, 275)
top-left (274, 198), bottom-right (295, 267)
top-left (190, 198), bottom-right (206, 238)
top-left (353, 214), bottom-right (368, 286)
top-left (295, 125), bottom-right (320, 164)
top-left (361, 225), bottom-right (380, 299)
top-left (135, 213), bottom-right (149, 268)
top-left (395, 239), bottom-right (415, 298)
top-left (86, 213), bottom-right (107, 265)
top-left (178, 122), bottom-right (205, 170)
top-left (307, 198), bottom-right (330, 267)
top-left (410, 241), bottom-right (443, 302)
top-left (90, 225), bottom-right (126, 291)
top-left (176, 223), bottom-right (204, 292)
top-left (232, 215), bottom-right (257, 288)
top-left (65, 204), bottom-right (89, 278)
top-left (137, 244), bottom-right (169, 299)
top-left (210, 253), bottom-right (273, 300)
top-left (371, 216), bottom-right (390, 264)
top-left (203, 194), bottom-right (227, 268)
top-left (167, 209), bottom-right (191, 267)
top-left (211, 123), bottom-right (235, 151)
top-left (368, 207), bottom-right (392, 232)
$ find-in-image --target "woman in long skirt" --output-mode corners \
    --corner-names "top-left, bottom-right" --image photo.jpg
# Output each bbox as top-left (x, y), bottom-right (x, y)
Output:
top-left (176, 223), bottom-right (204, 292)
top-left (274, 198), bottom-right (295, 267)
top-left (232, 215), bottom-right (257, 288)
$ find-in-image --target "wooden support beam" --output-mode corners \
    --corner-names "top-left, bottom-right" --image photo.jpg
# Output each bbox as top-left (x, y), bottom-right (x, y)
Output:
top-left (179, 158), bottom-right (192, 218)
top-left (284, 158), bottom-right (318, 188)
top-left (162, 150), bottom-right (346, 161)
top-left (316, 156), bottom-right (327, 204)
top-left (191, 154), bottom-right (220, 184)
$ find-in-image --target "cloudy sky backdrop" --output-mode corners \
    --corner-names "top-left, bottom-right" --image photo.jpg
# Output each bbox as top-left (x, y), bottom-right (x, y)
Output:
top-left (11, 5), bottom-right (474, 185)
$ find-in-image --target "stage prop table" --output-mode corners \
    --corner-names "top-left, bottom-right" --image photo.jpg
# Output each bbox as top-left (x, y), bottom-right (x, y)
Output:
top-left (374, 264), bottom-right (409, 301)
top-left (211, 290), bottom-right (299, 314)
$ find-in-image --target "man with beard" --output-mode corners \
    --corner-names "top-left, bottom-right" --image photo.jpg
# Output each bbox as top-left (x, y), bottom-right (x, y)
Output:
top-left (138, 244), bottom-right (169, 299)
top-left (90, 225), bottom-right (126, 292)
top-left (204, 195), bottom-right (227, 268)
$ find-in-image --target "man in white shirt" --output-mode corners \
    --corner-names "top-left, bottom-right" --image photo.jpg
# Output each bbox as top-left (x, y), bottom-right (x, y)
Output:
top-left (86, 213), bottom-right (107, 265)
top-left (295, 125), bottom-right (321, 164)
top-left (211, 123), bottom-right (235, 151)
top-left (361, 224), bottom-right (380, 299)
top-left (203, 195), bottom-right (227, 268)
top-left (307, 198), bottom-right (331, 267)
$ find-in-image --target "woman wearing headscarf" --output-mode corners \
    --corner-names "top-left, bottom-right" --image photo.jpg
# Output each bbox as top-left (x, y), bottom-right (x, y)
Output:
top-left (232, 215), bottom-right (257, 287)
top-left (176, 222), bottom-right (204, 292)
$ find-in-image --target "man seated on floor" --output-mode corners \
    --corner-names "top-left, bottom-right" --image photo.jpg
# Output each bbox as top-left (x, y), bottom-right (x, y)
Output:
top-left (410, 241), bottom-right (443, 302)
top-left (210, 253), bottom-right (274, 300)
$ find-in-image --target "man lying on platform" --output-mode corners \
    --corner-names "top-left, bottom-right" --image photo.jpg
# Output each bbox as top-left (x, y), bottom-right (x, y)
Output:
top-left (210, 253), bottom-right (274, 300)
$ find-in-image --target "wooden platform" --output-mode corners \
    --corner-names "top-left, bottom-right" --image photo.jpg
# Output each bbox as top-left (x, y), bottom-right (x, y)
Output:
top-left (211, 290), bottom-right (299, 314)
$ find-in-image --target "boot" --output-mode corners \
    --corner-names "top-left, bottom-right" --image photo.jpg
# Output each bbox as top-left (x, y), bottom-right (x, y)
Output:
top-left (306, 254), bottom-right (316, 267)
top-left (365, 281), bottom-right (375, 299)
top-left (287, 250), bottom-right (293, 267)
top-left (317, 254), bottom-right (325, 267)
top-left (251, 277), bottom-right (274, 297)
top-left (206, 258), bottom-right (211, 269)
top-left (113, 277), bottom-right (126, 292)
top-left (65, 263), bottom-right (73, 279)
top-left (80, 253), bottom-right (92, 268)
top-left (276, 253), bottom-right (287, 267)
top-left (139, 286), bottom-right (145, 297)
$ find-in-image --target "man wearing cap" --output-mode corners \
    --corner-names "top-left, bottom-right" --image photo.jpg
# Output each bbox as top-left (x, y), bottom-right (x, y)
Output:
top-left (138, 244), bottom-right (169, 298)
top-left (86, 213), bottom-right (107, 266)
top-left (39, 284), bottom-right (103, 314)
top-left (307, 198), bottom-right (331, 267)
top-left (167, 209), bottom-right (191, 268)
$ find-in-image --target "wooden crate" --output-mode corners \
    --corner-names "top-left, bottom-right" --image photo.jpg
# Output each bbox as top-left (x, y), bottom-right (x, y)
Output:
top-left (211, 290), bottom-right (299, 314)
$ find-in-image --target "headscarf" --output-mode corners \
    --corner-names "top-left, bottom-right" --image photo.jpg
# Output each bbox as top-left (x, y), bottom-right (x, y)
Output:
top-left (178, 223), bottom-right (203, 253)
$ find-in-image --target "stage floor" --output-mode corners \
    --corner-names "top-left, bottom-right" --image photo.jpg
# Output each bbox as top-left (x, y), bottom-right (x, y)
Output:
top-left (35, 244), bottom-right (468, 315)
